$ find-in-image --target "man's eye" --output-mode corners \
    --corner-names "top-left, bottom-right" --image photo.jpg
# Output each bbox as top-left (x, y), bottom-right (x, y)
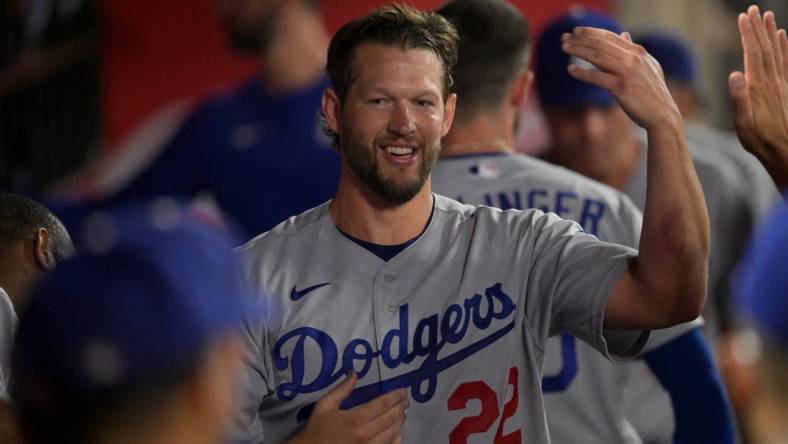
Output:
top-left (416, 99), bottom-right (434, 107)
top-left (369, 98), bottom-right (387, 105)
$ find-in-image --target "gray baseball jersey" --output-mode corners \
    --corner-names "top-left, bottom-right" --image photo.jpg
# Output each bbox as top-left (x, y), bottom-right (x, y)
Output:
top-left (232, 194), bottom-right (646, 443)
top-left (432, 153), bottom-right (699, 444)
top-left (685, 121), bottom-right (780, 220)
top-left (0, 287), bottom-right (17, 400)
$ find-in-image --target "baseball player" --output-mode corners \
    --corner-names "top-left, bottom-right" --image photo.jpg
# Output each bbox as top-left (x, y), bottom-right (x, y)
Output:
top-left (232, 4), bottom-right (709, 443)
top-left (432, 2), bottom-right (733, 444)
top-left (537, 8), bottom-right (755, 344)
top-left (95, 0), bottom-right (339, 240)
top-left (9, 204), bottom-right (259, 444)
top-left (0, 192), bottom-right (73, 443)
top-left (534, 10), bottom-right (750, 443)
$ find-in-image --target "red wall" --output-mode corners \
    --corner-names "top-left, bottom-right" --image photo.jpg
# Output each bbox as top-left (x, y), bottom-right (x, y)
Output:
top-left (99, 0), bottom-right (607, 148)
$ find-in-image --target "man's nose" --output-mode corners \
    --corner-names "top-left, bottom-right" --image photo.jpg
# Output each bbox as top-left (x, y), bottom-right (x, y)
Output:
top-left (387, 101), bottom-right (416, 136)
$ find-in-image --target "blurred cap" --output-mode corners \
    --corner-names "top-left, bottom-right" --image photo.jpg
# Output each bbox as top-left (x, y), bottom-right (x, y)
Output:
top-left (535, 7), bottom-right (622, 107)
top-left (635, 32), bottom-right (697, 89)
top-left (735, 198), bottom-right (788, 346)
top-left (11, 200), bottom-right (262, 408)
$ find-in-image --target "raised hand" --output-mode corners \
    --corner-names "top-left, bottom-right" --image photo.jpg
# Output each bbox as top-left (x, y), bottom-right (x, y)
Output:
top-left (561, 26), bottom-right (683, 132)
top-left (729, 5), bottom-right (788, 189)
top-left (288, 371), bottom-right (409, 444)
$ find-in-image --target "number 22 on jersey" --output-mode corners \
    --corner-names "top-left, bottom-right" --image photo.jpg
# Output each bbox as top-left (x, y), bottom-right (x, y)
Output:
top-left (448, 366), bottom-right (521, 444)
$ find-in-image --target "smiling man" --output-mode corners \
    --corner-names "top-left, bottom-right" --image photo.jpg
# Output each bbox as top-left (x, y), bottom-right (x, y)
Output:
top-left (232, 5), bottom-right (710, 443)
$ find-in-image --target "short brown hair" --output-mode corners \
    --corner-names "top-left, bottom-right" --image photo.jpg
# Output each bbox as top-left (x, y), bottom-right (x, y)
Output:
top-left (437, 0), bottom-right (531, 123)
top-left (326, 4), bottom-right (459, 102)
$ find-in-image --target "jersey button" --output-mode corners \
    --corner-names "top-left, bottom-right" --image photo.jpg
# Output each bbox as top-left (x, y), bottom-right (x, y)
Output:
top-left (387, 303), bottom-right (397, 313)
top-left (383, 273), bottom-right (398, 282)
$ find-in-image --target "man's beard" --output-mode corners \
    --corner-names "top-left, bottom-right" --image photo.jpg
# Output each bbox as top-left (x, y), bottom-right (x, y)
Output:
top-left (343, 139), bottom-right (439, 206)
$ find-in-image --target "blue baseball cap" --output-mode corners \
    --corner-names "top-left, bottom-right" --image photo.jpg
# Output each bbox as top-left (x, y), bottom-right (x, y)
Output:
top-left (535, 7), bottom-right (622, 107)
top-left (635, 32), bottom-right (697, 90)
top-left (735, 197), bottom-right (788, 346)
top-left (11, 200), bottom-right (262, 407)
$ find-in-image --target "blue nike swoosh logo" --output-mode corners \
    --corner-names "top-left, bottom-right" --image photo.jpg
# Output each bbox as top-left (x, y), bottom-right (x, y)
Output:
top-left (290, 282), bottom-right (331, 301)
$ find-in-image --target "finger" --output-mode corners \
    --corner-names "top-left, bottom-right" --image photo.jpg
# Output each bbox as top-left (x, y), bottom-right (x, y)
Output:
top-left (780, 30), bottom-right (788, 82)
top-left (567, 63), bottom-right (619, 91)
top-left (562, 39), bottom-right (631, 76)
top-left (315, 370), bottom-right (358, 411)
top-left (390, 436), bottom-right (403, 444)
top-left (740, 12), bottom-right (763, 82)
top-left (764, 11), bottom-right (783, 78)
top-left (571, 26), bottom-right (631, 50)
top-left (728, 71), bottom-right (760, 152)
top-left (350, 388), bottom-right (408, 423)
top-left (748, 5), bottom-right (775, 75)
top-left (366, 401), bottom-right (407, 444)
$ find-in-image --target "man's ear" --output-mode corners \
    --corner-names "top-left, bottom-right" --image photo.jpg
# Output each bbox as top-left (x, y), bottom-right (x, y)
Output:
top-left (441, 92), bottom-right (457, 138)
top-left (322, 88), bottom-right (342, 139)
top-left (33, 228), bottom-right (53, 271)
top-left (509, 70), bottom-right (534, 108)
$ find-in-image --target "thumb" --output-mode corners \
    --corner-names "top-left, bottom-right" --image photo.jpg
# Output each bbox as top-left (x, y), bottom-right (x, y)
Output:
top-left (315, 370), bottom-right (358, 411)
top-left (729, 71), bottom-right (758, 147)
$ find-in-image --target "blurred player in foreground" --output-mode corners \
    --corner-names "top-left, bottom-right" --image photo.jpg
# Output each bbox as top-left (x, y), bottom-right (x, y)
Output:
top-left (10, 204), bottom-right (256, 444)
top-left (232, 4), bottom-right (709, 442)
top-left (0, 192), bottom-right (73, 443)
top-left (734, 197), bottom-right (788, 443)
top-left (432, 1), bottom-right (733, 443)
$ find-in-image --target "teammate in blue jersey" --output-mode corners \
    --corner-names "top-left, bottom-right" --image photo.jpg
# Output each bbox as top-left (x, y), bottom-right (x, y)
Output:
top-left (432, 2), bottom-right (734, 443)
top-left (107, 0), bottom-right (339, 239)
top-left (232, 4), bottom-right (711, 443)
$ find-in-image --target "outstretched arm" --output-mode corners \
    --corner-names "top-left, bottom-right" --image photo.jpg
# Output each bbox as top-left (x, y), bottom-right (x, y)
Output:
top-left (729, 5), bottom-right (788, 190)
top-left (561, 27), bottom-right (710, 330)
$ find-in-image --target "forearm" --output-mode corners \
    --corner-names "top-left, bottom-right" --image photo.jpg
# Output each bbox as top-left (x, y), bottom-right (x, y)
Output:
top-left (638, 120), bottom-right (710, 324)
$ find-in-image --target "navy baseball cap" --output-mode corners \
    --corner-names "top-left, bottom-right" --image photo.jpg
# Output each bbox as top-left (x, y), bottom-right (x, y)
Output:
top-left (11, 201), bottom-right (262, 407)
top-left (635, 32), bottom-right (697, 89)
top-left (535, 7), bottom-right (622, 107)
top-left (735, 197), bottom-right (788, 346)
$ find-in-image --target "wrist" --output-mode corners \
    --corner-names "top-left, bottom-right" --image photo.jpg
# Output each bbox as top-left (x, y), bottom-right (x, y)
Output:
top-left (646, 115), bottom-right (686, 145)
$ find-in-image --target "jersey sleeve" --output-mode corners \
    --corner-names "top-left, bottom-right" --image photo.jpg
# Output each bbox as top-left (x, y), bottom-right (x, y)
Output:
top-left (229, 248), bottom-right (275, 444)
top-left (521, 211), bottom-right (647, 361)
top-left (229, 314), bottom-right (273, 443)
top-left (640, 316), bottom-right (704, 354)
